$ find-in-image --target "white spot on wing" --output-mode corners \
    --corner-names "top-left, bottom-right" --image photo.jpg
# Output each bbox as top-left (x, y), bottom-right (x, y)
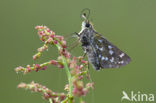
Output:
top-left (102, 56), bottom-right (105, 60)
top-left (109, 50), bottom-right (114, 55)
top-left (110, 57), bottom-right (114, 63)
top-left (105, 57), bottom-right (108, 61)
top-left (99, 47), bottom-right (103, 51)
top-left (108, 45), bottom-right (113, 49)
top-left (98, 39), bottom-right (103, 43)
top-left (120, 53), bottom-right (125, 58)
top-left (101, 56), bottom-right (108, 61)
top-left (99, 55), bottom-right (101, 58)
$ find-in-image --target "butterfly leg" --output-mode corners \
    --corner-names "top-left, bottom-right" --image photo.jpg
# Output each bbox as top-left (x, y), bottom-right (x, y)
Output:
top-left (64, 32), bottom-right (78, 40)
top-left (68, 39), bottom-right (80, 52)
top-left (82, 52), bottom-right (87, 58)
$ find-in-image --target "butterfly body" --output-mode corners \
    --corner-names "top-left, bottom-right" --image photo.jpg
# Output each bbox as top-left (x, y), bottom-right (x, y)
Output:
top-left (78, 19), bottom-right (131, 70)
top-left (79, 23), bottom-right (100, 70)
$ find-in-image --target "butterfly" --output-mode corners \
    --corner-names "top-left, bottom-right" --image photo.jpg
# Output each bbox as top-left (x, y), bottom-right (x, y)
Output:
top-left (76, 10), bottom-right (131, 70)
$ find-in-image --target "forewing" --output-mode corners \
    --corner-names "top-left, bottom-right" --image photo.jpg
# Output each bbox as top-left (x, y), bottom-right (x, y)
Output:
top-left (92, 34), bottom-right (131, 69)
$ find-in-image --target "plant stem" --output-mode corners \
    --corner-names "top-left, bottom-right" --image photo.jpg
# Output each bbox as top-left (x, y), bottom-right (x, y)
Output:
top-left (62, 56), bottom-right (73, 103)
top-left (61, 97), bottom-right (68, 103)
top-left (80, 97), bottom-right (83, 103)
top-left (49, 98), bottom-right (53, 103)
top-left (56, 45), bottom-right (73, 103)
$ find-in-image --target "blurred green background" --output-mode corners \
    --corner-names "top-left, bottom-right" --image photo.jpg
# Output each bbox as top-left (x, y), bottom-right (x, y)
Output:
top-left (0, 0), bottom-right (156, 103)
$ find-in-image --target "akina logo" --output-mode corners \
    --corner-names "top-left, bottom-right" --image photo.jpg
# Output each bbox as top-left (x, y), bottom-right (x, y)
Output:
top-left (121, 91), bottom-right (155, 102)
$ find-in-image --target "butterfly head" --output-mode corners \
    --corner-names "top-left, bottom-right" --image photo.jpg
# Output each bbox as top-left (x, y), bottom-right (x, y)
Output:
top-left (81, 13), bottom-right (93, 31)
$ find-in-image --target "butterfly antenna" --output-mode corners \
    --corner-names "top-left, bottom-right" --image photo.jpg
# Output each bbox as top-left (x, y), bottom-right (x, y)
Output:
top-left (80, 8), bottom-right (90, 20)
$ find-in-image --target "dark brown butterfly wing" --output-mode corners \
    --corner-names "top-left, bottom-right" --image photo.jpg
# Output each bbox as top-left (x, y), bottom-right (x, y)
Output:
top-left (92, 33), bottom-right (131, 69)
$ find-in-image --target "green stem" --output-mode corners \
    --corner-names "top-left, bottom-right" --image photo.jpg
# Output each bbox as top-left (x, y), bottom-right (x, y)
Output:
top-left (80, 97), bottom-right (83, 103)
top-left (62, 56), bottom-right (73, 96)
top-left (49, 98), bottom-right (53, 103)
top-left (56, 45), bottom-right (73, 103)
top-left (61, 97), bottom-right (68, 103)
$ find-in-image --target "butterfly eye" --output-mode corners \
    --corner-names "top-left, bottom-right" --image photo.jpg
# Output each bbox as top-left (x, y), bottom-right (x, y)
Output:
top-left (85, 23), bottom-right (90, 27)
